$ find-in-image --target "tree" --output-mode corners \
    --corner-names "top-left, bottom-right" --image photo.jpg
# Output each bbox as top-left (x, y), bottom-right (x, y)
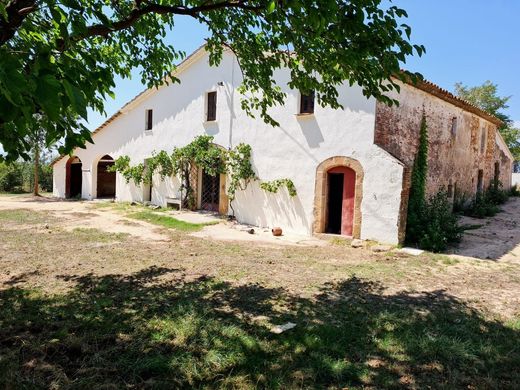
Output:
top-left (455, 81), bottom-right (520, 161)
top-left (25, 125), bottom-right (46, 196)
top-left (0, 0), bottom-right (424, 161)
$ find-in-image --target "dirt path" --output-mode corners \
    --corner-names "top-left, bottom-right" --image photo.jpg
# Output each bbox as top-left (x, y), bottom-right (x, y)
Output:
top-left (449, 197), bottom-right (520, 262)
top-left (0, 195), bottom-right (169, 241)
top-left (1, 194), bottom-right (520, 319)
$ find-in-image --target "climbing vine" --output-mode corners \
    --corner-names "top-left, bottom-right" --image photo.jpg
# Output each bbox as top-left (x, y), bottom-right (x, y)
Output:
top-left (171, 135), bottom-right (227, 209)
top-left (108, 135), bottom-right (297, 210)
top-left (405, 113), bottom-right (429, 245)
top-left (405, 113), bottom-right (462, 252)
top-left (260, 178), bottom-right (297, 197)
top-left (227, 143), bottom-right (257, 201)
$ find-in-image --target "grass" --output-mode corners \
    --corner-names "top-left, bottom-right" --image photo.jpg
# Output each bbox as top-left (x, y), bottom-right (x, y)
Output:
top-left (91, 201), bottom-right (218, 232)
top-left (128, 210), bottom-right (218, 232)
top-left (1, 273), bottom-right (519, 389)
top-left (72, 227), bottom-right (130, 242)
top-left (1, 207), bottom-right (520, 388)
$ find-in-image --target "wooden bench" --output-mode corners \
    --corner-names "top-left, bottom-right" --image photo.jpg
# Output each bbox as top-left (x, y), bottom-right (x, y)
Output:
top-left (165, 197), bottom-right (182, 211)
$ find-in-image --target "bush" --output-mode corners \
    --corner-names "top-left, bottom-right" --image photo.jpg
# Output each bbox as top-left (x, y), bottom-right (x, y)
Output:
top-left (464, 193), bottom-right (500, 218)
top-left (413, 191), bottom-right (462, 252)
top-left (0, 162), bottom-right (23, 192)
top-left (0, 160), bottom-right (53, 193)
top-left (486, 182), bottom-right (509, 205)
top-left (453, 190), bottom-right (470, 214)
top-left (510, 185), bottom-right (520, 197)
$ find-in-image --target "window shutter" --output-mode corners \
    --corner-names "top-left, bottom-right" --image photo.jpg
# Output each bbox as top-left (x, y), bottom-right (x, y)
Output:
top-left (207, 92), bottom-right (217, 121)
top-left (300, 91), bottom-right (315, 114)
top-left (146, 109), bottom-right (153, 130)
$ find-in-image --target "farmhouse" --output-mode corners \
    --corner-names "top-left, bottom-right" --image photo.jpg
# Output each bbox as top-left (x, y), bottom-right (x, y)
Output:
top-left (52, 46), bottom-right (514, 244)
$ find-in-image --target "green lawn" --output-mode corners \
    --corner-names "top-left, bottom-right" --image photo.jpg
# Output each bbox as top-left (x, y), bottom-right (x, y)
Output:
top-left (128, 210), bottom-right (218, 232)
top-left (1, 209), bottom-right (519, 389)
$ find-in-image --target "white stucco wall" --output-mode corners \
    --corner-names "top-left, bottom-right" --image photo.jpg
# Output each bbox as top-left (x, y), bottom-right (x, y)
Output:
top-left (53, 48), bottom-right (404, 243)
top-left (513, 173), bottom-right (520, 187)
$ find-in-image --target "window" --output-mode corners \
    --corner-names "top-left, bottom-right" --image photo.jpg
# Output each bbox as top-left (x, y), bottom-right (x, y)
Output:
top-left (145, 109), bottom-right (153, 131)
top-left (480, 127), bottom-right (487, 153)
top-left (447, 183), bottom-right (453, 198)
top-left (450, 117), bottom-right (457, 138)
top-left (206, 91), bottom-right (217, 121)
top-left (494, 162), bottom-right (500, 187)
top-left (477, 169), bottom-right (484, 193)
top-left (299, 91), bottom-right (315, 114)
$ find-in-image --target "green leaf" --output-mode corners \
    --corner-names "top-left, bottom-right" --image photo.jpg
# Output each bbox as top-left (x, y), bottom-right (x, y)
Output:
top-left (36, 75), bottom-right (62, 121)
top-left (63, 79), bottom-right (88, 120)
top-left (267, 0), bottom-right (276, 13)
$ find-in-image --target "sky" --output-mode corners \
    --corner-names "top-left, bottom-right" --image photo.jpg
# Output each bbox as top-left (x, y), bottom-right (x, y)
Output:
top-left (84, 0), bottom-right (519, 131)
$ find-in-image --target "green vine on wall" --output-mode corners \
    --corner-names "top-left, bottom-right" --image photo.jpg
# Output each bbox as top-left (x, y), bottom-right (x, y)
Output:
top-left (227, 143), bottom-right (256, 201)
top-left (405, 113), bottom-right (429, 245)
top-left (107, 135), bottom-right (278, 211)
top-left (108, 135), bottom-right (298, 212)
top-left (260, 178), bottom-right (297, 197)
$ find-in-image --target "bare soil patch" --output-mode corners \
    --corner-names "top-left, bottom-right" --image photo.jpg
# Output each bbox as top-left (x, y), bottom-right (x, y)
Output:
top-left (1, 195), bottom-right (520, 388)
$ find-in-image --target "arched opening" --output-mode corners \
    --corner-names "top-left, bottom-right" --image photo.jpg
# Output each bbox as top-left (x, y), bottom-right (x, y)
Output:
top-left (96, 155), bottom-right (116, 198)
top-left (313, 156), bottom-right (364, 238)
top-left (65, 156), bottom-right (82, 198)
top-left (326, 166), bottom-right (356, 235)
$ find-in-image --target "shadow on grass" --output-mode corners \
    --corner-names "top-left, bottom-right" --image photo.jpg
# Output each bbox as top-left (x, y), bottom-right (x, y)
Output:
top-left (0, 266), bottom-right (519, 389)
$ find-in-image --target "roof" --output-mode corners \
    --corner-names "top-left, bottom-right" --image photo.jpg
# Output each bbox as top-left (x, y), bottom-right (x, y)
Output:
top-left (52, 46), bottom-right (505, 166)
top-left (399, 76), bottom-right (504, 127)
top-left (51, 45), bottom-right (207, 166)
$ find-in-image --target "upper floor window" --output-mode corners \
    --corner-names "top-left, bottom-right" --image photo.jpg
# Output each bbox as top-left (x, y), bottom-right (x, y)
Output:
top-left (145, 109), bottom-right (153, 131)
top-left (450, 117), bottom-right (457, 138)
top-left (480, 127), bottom-right (487, 153)
top-left (299, 91), bottom-right (315, 114)
top-left (206, 91), bottom-right (217, 121)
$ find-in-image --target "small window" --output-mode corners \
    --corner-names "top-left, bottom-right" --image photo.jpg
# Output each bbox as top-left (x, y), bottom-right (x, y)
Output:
top-left (480, 127), bottom-right (487, 153)
top-left (450, 117), bottom-right (457, 138)
top-left (494, 162), bottom-right (500, 187)
top-left (477, 169), bottom-right (484, 193)
top-left (447, 183), bottom-right (453, 198)
top-left (145, 109), bottom-right (153, 131)
top-left (206, 91), bottom-right (217, 121)
top-left (300, 91), bottom-right (315, 114)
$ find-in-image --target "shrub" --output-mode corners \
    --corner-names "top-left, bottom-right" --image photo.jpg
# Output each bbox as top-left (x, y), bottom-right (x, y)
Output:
top-left (486, 182), bottom-right (509, 205)
top-left (464, 192), bottom-right (500, 218)
top-left (0, 162), bottom-right (23, 192)
top-left (453, 190), bottom-right (470, 214)
top-left (414, 191), bottom-right (463, 252)
top-left (510, 185), bottom-right (520, 197)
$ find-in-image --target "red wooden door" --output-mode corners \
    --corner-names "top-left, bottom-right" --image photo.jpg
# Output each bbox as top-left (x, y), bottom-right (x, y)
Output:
top-left (328, 166), bottom-right (356, 236)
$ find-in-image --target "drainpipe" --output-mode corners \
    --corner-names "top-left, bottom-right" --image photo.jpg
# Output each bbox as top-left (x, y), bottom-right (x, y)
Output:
top-left (228, 55), bottom-right (236, 150)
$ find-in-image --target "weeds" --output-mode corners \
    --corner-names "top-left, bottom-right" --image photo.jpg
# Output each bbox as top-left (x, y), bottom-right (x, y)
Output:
top-left (128, 210), bottom-right (217, 232)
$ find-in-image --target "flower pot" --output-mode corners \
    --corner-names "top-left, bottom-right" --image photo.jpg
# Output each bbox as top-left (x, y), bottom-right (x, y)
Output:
top-left (271, 227), bottom-right (283, 236)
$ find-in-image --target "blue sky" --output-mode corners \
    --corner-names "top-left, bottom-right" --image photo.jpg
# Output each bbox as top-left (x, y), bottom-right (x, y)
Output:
top-left (87, 0), bottom-right (520, 130)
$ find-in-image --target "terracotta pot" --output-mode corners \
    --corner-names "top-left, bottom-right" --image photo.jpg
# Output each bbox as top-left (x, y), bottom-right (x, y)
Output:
top-left (271, 227), bottom-right (283, 236)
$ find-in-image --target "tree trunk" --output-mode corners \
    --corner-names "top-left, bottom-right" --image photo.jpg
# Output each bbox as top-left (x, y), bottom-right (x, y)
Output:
top-left (33, 147), bottom-right (39, 196)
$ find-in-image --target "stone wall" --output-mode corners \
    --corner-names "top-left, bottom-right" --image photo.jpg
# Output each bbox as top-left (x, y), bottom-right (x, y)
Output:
top-left (374, 81), bottom-right (510, 201)
top-left (493, 132), bottom-right (514, 189)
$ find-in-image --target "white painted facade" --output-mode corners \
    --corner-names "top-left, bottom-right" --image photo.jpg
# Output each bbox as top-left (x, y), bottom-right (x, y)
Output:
top-left (53, 47), bottom-right (405, 244)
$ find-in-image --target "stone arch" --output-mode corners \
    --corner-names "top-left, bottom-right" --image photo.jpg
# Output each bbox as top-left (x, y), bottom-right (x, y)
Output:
top-left (313, 156), bottom-right (364, 238)
top-left (65, 156), bottom-right (82, 198)
top-left (94, 154), bottom-right (116, 198)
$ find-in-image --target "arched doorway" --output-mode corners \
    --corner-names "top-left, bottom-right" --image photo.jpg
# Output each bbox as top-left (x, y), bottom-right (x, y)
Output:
top-left (313, 156), bottom-right (364, 238)
top-left (65, 156), bottom-right (82, 198)
top-left (326, 166), bottom-right (356, 235)
top-left (96, 155), bottom-right (116, 198)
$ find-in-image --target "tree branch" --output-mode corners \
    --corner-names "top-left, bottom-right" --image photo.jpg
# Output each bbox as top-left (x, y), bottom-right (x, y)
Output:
top-left (79, 1), bottom-right (262, 41)
top-left (0, 0), bottom-right (37, 45)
